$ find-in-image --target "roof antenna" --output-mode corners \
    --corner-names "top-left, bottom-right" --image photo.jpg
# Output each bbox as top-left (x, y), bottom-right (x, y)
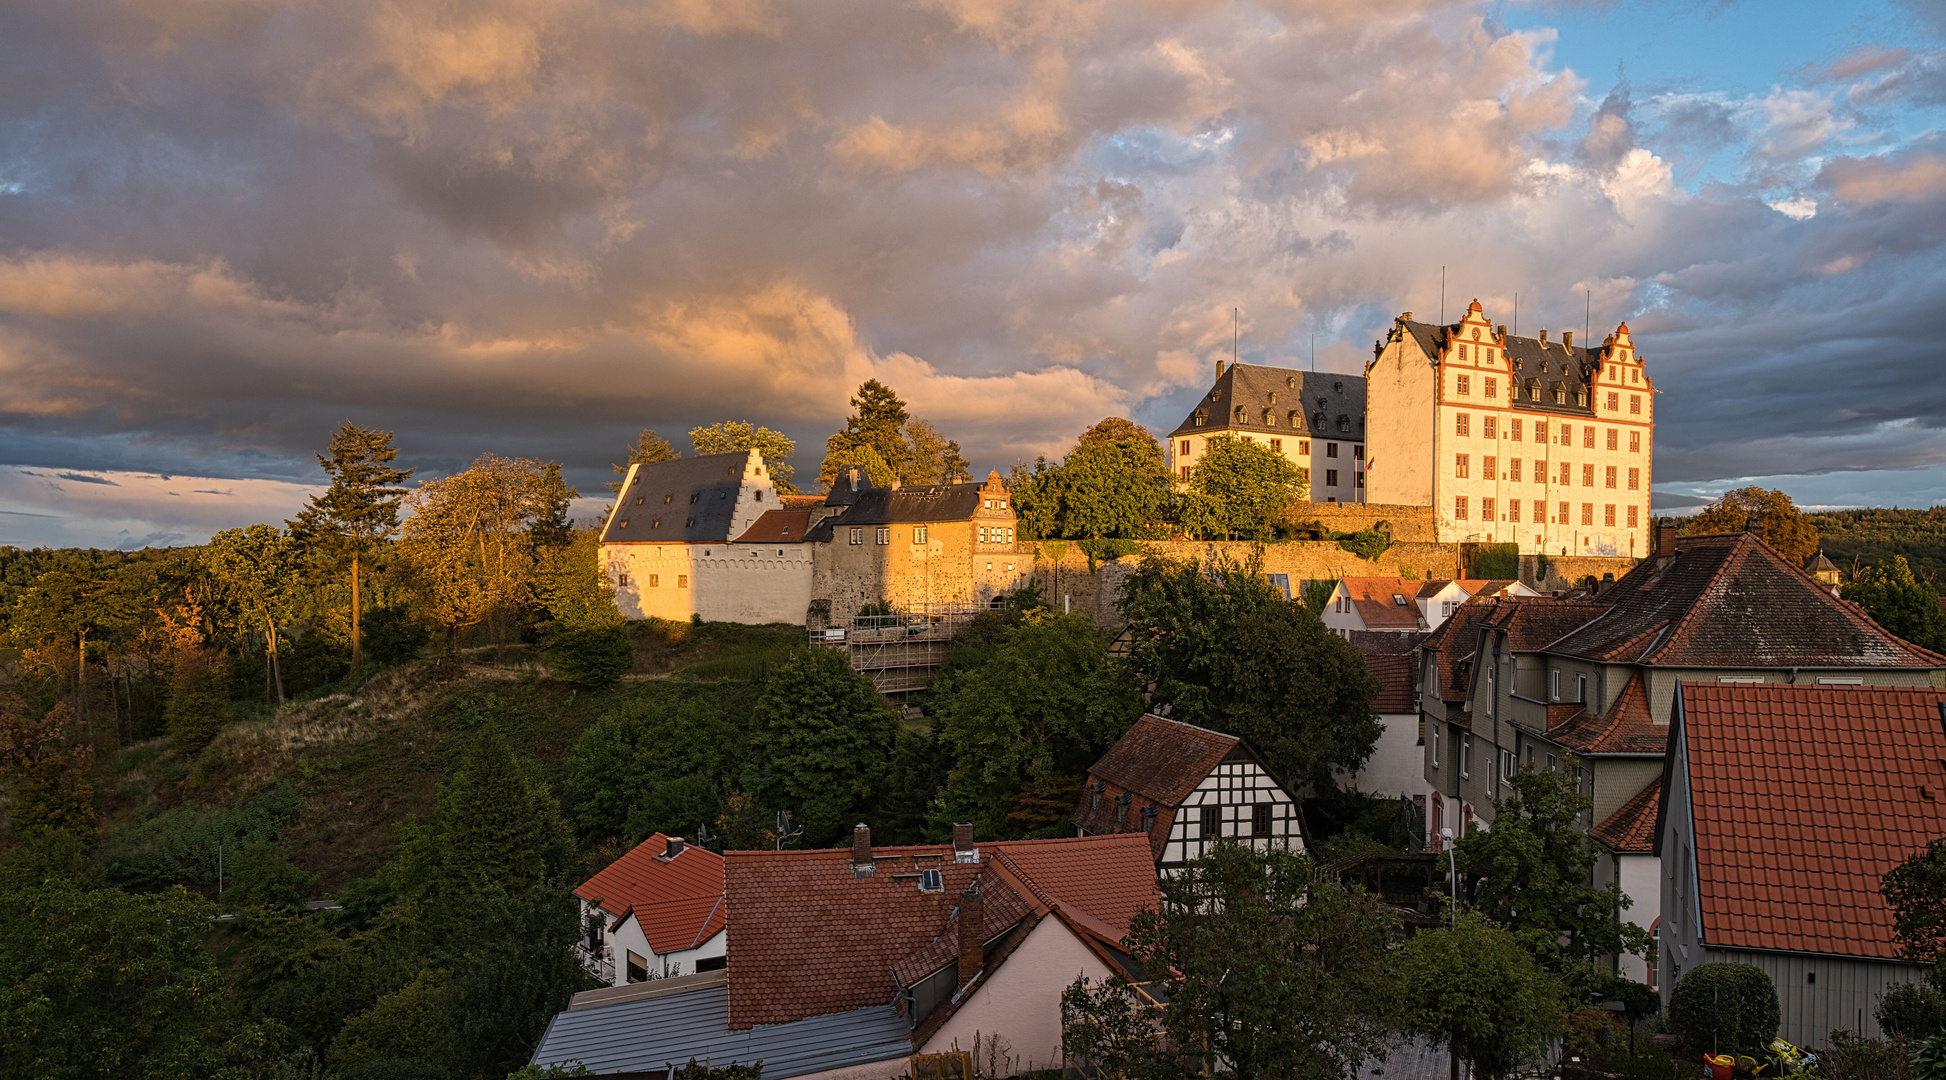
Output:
top-left (1233, 307), bottom-right (1240, 369)
top-left (1440, 266), bottom-right (1446, 324)
top-left (1310, 320), bottom-right (1316, 373)
top-left (1514, 292), bottom-right (1519, 337)
top-left (1585, 289), bottom-right (1591, 348)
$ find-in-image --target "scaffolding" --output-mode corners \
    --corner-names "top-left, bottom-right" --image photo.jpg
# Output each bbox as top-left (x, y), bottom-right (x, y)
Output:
top-left (810, 604), bottom-right (990, 694)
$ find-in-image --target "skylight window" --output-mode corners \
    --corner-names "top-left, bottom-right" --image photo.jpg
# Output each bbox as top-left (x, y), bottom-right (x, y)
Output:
top-left (918, 868), bottom-right (943, 893)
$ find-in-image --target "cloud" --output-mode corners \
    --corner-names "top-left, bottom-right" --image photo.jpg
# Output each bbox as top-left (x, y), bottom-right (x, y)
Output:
top-left (55, 472), bottom-right (119, 485)
top-left (2, 0), bottom-right (1945, 547)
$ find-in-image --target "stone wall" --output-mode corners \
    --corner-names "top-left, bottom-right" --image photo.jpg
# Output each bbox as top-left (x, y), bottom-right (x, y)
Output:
top-left (1290, 502), bottom-right (1442, 543)
top-left (1521, 554), bottom-right (1641, 592)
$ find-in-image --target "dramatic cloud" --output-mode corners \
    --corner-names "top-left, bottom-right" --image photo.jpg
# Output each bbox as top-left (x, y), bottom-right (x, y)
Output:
top-left (1, 0), bottom-right (1944, 544)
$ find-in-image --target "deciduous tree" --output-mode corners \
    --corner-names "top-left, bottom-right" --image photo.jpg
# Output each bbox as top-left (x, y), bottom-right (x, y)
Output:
top-left (691, 420), bottom-right (800, 492)
top-left (1119, 552), bottom-right (1380, 793)
top-left (1844, 554), bottom-right (1946, 652)
top-left (1397, 913), bottom-right (1566, 1080)
top-left (748, 647), bottom-right (898, 846)
top-left (203, 524), bottom-right (299, 706)
top-left (399, 453), bottom-right (553, 659)
top-left (0, 694), bottom-right (94, 834)
top-left (1179, 436), bottom-right (1307, 540)
top-left (1681, 486), bottom-right (1819, 564)
top-left (905, 419), bottom-right (971, 485)
top-left (607, 429), bottom-right (678, 494)
top-left (1884, 837), bottom-right (1946, 964)
top-left (1013, 419), bottom-right (1171, 542)
top-left (288, 422), bottom-right (414, 674)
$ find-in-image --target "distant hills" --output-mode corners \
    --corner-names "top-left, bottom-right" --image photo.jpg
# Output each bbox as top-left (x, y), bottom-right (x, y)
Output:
top-left (1805, 507), bottom-right (1946, 589)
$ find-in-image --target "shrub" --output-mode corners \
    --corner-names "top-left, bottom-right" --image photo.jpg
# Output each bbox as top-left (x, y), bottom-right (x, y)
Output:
top-left (544, 627), bottom-right (635, 687)
top-left (1881, 981), bottom-right (1946, 1040)
top-left (363, 606), bottom-right (432, 668)
top-left (165, 650), bottom-right (232, 753)
top-left (1334, 528), bottom-right (1392, 561)
top-left (1077, 538), bottom-right (1141, 564)
top-left (223, 840), bottom-right (316, 911)
top-left (1473, 542), bottom-right (1520, 580)
top-left (1668, 962), bottom-right (1780, 1053)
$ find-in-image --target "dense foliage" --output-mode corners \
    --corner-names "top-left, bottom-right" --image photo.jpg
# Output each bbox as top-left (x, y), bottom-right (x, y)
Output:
top-left (1396, 913), bottom-right (1567, 1080)
top-left (1667, 963), bottom-right (1780, 1053)
top-left (1844, 555), bottom-right (1946, 652)
top-left (1178, 436), bottom-right (1308, 541)
top-left (1809, 506), bottom-right (1946, 587)
top-left (1012, 418), bottom-right (1172, 542)
top-left (817, 380), bottom-right (969, 488)
top-left (1681, 486), bottom-right (1819, 564)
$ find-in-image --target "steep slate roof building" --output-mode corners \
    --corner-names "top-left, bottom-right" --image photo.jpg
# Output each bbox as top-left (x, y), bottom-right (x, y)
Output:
top-left (532, 829), bottom-right (1159, 1078)
top-left (1421, 526), bottom-right (1946, 984)
top-left (1659, 683), bottom-right (1946, 1041)
top-left (1167, 361), bottom-right (1369, 503)
top-left (1366, 300), bottom-right (1654, 552)
top-left (1073, 714), bottom-right (1307, 870)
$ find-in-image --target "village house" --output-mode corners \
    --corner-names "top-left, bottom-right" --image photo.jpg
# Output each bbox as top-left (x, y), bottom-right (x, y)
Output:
top-left (1366, 300), bottom-right (1655, 553)
top-left (1167, 361), bottom-right (1368, 502)
top-left (1348, 631), bottom-right (1433, 808)
top-left (1072, 714), bottom-right (1307, 872)
top-left (1659, 683), bottom-right (1946, 1042)
top-left (572, 833), bottom-right (727, 986)
top-left (530, 828), bottom-right (1160, 1079)
top-left (1420, 525), bottom-right (1946, 983)
top-left (1321, 577), bottom-right (1535, 637)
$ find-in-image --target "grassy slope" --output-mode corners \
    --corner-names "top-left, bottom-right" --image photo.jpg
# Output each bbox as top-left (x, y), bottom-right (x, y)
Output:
top-left (93, 621), bottom-right (803, 892)
top-left (1805, 507), bottom-right (1946, 588)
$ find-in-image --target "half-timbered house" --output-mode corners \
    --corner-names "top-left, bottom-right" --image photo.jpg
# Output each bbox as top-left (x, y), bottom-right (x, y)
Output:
top-left (1072, 714), bottom-right (1307, 872)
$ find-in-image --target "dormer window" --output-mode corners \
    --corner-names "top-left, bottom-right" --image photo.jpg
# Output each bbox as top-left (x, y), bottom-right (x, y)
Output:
top-left (918, 868), bottom-right (944, 893)
top-left (1268, 391), bottom-right (1277, 404)
top-left (1262, 409), bottom-right (1275, 425)
top-left (1333, 381), bottom-right (1345, 393)
top-left (1194, 409), bottom-right (1208, 426)
top-left (1288, 410), bottom-right (1300, 426)
top-left (1312, 412), bottom-right (1326, 428)
top-left (1234, 406), bottom-right (1248, 424)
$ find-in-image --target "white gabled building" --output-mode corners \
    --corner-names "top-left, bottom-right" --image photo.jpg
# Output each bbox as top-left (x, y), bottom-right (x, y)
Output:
top-left (1072, 714), bottom-right (1307, 873)
top-left (573, 833), bottom-right (728, 986)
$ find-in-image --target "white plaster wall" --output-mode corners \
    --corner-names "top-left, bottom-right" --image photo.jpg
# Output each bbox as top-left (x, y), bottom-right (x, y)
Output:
top-left (919, 916), bottom-right (1116, 1074)
top-left (1617, 854), bottom-right (1661, 984)
top-left (1158, 760), bottom-right (1303, 867)
top-left (604, 543), bottom-right (814, 625)
top-left (783, 1058), bottom-right (911, 1080)
top-left (1363, 335), bottom-right (1437, 508)
top-left (1340, 712), bottom-right (1430, 801)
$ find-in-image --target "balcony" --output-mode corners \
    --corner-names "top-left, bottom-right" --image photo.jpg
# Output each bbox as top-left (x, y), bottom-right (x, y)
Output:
top-left (574, 942), bottom-right (614, 985)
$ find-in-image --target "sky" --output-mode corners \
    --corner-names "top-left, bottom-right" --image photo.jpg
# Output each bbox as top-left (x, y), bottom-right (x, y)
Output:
top-left (2, 0), bottom-right (1944, 548)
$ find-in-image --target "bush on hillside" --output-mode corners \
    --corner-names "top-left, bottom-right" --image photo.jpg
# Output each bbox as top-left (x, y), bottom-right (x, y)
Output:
top-left (544, 626), bottom-right (635, 687)
top-left (363, 606), bottom-right (433, 668)
top-left (1668, 962), bottom-right (1780, 1052)
top-left (165, 649), bottom-right (232, 753)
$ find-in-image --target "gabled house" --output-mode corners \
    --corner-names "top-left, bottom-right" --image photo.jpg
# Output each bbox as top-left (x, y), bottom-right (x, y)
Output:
top-left (1659, 683), bottom-right (1946, 1042)
top-left (806, 469), bottom-right (1027, 618)
top-left (1423, 525), bottom-right (1946, 983)
top-left (1347, 631), bottom-right (1431, 805)
top-left (1323, 577), bottom-right (1536, 638)
top-left (532, 828), bottom-right (1160, 1079)
top-left (1072, 714), bottom-right (1307, 871)
top-left (573, 834), bottom-right (727, 986)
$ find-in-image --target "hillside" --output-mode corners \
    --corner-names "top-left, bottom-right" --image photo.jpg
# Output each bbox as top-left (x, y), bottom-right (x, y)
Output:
top-left (1805, 506), bottom-right (1946, 588)
top-left (87, 620), bottom-right (802, 894)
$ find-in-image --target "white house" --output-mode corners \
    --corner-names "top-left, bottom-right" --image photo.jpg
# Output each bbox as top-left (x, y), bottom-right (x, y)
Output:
top-left (574, 833), bottom-right (727, 986)
top-left (1659, 682), bottom-right (1946, 1043)
top-left (1322, 577), bottom-right (1535, 639)
top-left (1590, 778), bottom-right (1661, 986)
top-left (1072, 713), bottom-right (1306, 871)
top-left (1344, 632), bottom-right (1432, 805)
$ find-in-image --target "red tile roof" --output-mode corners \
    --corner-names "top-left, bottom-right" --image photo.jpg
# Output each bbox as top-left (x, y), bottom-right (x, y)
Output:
top-left (1342, 578), bottom-right (1425, 629)
top-left (1551, 533), bottom-right (1946, 668)
top-left (1679, 682), bottom-right (1946, 959)
top-left (1543, 671), bottom-right (1667, 756)
top-left (781, 493), bottom-right (825, 510)
top-left (1363, 653), bottom-right (1419, 714)
top-left (1420, 601), bottom-right (1495, 703)
top-left (1480, 596), bottom-right (1611, 652)
top-left (1590, 779), bottom-right (1659, 853)
top-left (575, 834), bottom-right (728, 956)
top-left (723, 834), bottom-right (1159, 1029)
top-left (732, 507), bottom-right (813, 544)
top-left (1082, 714), bottom-right (1238, 809)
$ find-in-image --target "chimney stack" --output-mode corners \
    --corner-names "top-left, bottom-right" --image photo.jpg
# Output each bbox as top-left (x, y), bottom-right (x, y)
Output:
top-left (1744, 521), bottom-right (1767, 542)
top-left (1539, 329), bottom-right (1549, 344)
top-left (952, 822), bottom-right (977, 864)
top-left (1216, 357), bottom-right (1225, 379)
top-left (957, 885), bottom-right (984, 990)
top-left (852, 823), bottom-right (872, 877)
top-left (1563, 330), bottom-right (1574, 350)
top-left (1400, 311), bottom-right (1413, 322)
top-left (1656, 524), bottom-right (1677, 558)
top-left (664, 836), bottom-right (685, 859)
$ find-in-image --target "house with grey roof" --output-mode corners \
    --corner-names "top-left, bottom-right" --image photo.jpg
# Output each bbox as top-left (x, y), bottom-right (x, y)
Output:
top-left (1166, 360), bottom-right (1368, 503)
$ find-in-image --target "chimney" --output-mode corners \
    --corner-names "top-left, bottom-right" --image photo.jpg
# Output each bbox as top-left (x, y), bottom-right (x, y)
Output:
top-left (957, 885), bottom-right (985, 990)
top-left (1744, 521), bottom-right (1767, 542)
top-left (1562, 330), bottom-right (1574, 350)
top-left (664, 836), bottom-right (685, 859)
top-left (952, 822), bottom-right (978, 864)
top-left (1538, 329), bottom-right (1549, 345)
top-left (1216, 357), bottom-right (1225, 379)
top-left (851, 823), bottom-right (872, 877)
top-left (1656, 524), bottom-right (1677, 558)
top-left (1400, 311), bottom-right (1413, 322)
top-left (846, 466), bottom-right (861, 491)
top-left (1496, 324), bottom-right (1507, 339)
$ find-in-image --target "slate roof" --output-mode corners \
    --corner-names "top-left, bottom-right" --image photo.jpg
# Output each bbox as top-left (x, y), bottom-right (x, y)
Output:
top-left (574, 834), bottom-right (728, 955)
top-left (1080, 714), bottom-right (1239, 809)
top-left (1591, 779), bottom-right (1659, 854)
top-left (1421, 600), bottom-right (1495, 703)
top-left (603, 452), bottom-right (767, 544)
top-left (722, 834), bottom-right (1158, 1030)
top-left (801, 473), bottom-right (1012, 541)
top-left (1397, 319), bottom-right (1600, 420)
top-left (732, 508), bottom-right (811, 544)
top-left (1546, 532), bottom-right (1946, 668)
top-left (1340, 577), bottom-right (1427, 630)
top-left (1168, 363), bottom-right (1366, 442)
top-left (1676, 682), bottom-right (1946, 959)
top-left (531, 977), bottom-right (912, 1079)
top-left (1543, 672), bottom-right (1667, 756)
top-left (1349, 629), bottom-right (1428, 655)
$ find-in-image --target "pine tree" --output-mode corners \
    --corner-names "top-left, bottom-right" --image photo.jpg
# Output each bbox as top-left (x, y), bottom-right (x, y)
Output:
top-left (528, 462), bottom-right (577, 551)
top-left (819, 380), bottom-right (912, 486)
top-left (1843, 554), bottom-right (1946, 652)
top-left (434, 730), bottom-right (575, 893)
top-left (606, 429), bottom-right (678, 494)
top-left (164, 649), bottom-right (232, 754)
top-left (288, 423), bottom-right (414, 675)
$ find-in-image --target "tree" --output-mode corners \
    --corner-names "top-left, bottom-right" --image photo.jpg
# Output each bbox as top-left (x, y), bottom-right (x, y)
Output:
top-left (748, 647), bottom-right (899, 846)
top-left (905, 419), bottom-right (971, 485)
top-left (1397, 913), bottom-right (1567, 1080)
top-left (1454, 761), bottom-right (1651, 969)
top-left (932, 612), bottom-right (1139, 838)
top-left (1179, 436), bottom-right (1307, 540)
top-left (1883, 837), bottom-right (1946, 964)
top-left (1681, 486), bottom-right (1819, 564)
top-left (0, 694), bottom-right (94, 834)
top-left (607, 429), bottom-right (678, 494)
top-left (288, 422), bottom-right (415, 675)
top-left (1667, 963), bottom-right (1780, 1054)
top-left (820, 379), bottom-right (912, 486)
top-left (398, 453), bottom-right (553, 659)
top-left (533, 526), bottom-right (633, 687)
top-left (1014, 419), bottom-right (1171, 542)
top-left (529, 462), bottom-right (578, 551)
top-left (691, 421), bottom-right (799, 493)
top-left (164, 648), bottom-right (232, 754)
top-left (1119, 552), bottom-right (1381, 793)
top-left (331, 971), bottom-right (445, 1072)
top-left (203, 524), bottom-right (299, 706)
top-left (416, 730), bottom-right (577, 895)
top-left (1844, 555), bottom-right (1946, 652)
top-left (562, 695), bottom-right (735, 845)
top-left (1114, 843), bottom-right (1402, 1080)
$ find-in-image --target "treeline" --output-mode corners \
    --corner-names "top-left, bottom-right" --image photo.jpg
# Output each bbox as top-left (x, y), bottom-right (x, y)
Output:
top-left (1808, 506), bottom-right (1946, 586)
